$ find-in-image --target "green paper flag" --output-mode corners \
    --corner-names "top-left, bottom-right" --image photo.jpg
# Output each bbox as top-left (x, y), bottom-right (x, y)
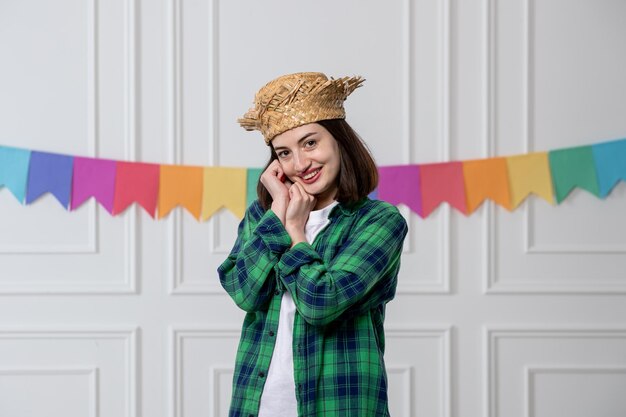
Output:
top-left (548, 145), bottom-right (600, 203)
top-left (246, 168), bottom-right (263, 208)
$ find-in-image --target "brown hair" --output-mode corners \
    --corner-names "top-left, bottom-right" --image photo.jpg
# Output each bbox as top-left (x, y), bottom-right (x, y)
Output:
top-left (257, 119), bottom-right (378, 210)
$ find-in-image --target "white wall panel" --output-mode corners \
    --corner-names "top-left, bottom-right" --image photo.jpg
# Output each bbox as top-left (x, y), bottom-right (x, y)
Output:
top-left (486, 0), bottom-right (626, 293)
top-left (1, 0), bottom-right (625, 416)
top-left (0, 328), bottom-right (137, 417)
top-left (385, 326), bottom-right (452, 417)
top-left (0, 0), bottom-right (138, 294)
top-left (527, 366), bottom-right (626, 417)
top-left (485, 326), bottom-right (626, 417)
top-left (169, 327), bottom-right (239, 417)
top-left (0, 368), bottom-right (97, 417)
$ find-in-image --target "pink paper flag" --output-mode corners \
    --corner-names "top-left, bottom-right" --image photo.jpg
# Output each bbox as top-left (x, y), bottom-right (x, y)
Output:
top-left (420, 161), bottom-right (467, 217)
top-left (113, 161), bottom-right (160, 217)
top-left (71, 157), bottom-right (117, 213)
top-left (378, 165), bottom-right (423, 217)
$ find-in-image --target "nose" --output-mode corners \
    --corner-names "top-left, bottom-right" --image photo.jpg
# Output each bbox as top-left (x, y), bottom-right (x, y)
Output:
top-left (292, 151), bottom-right (310, 173)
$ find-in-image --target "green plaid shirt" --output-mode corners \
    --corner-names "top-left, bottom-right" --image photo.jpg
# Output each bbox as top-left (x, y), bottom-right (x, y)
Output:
top-left (218, 198), bottom-right (408, 417)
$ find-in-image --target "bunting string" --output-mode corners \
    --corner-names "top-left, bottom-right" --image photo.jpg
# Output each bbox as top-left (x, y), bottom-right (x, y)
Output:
top-left (1, 137), bottom-right (625, 220)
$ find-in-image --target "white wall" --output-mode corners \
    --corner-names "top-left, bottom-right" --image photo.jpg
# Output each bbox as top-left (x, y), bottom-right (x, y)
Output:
top-left (0, 0), bottom-right (625, 416)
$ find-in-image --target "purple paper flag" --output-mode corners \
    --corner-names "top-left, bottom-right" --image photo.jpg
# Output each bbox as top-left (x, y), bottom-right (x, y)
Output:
top-left (377, 165), bottom-right (423, 217)
top-left (71, 157), bottom-right (117, 213)
top-left (26, 151), bottom-right (74, 208)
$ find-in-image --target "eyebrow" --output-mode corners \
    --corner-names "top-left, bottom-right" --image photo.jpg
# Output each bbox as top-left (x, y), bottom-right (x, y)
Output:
top-left (273, 132), bottom-right (317, 151)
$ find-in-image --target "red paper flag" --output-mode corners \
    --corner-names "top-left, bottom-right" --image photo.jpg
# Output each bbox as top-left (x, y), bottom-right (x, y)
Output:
top-left (113, 161), bottom-right (160, 217)
top-left (420, 161), bottom-right (467, 217)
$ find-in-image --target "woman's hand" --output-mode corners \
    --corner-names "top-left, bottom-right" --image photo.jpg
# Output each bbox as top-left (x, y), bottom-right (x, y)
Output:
top-left (285, 182), bottom-right (316, 246)
top-left (260, 160), bottom-right (291, 224)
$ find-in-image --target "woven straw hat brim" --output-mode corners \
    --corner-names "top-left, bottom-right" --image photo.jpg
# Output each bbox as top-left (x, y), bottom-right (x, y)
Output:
top-left (238, 72), bottom-right (364, 144)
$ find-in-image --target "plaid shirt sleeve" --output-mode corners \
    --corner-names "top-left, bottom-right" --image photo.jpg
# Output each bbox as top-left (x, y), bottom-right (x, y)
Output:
top-left (218, 201), bottom-right (292, 312)
top-left (277, 203), bottom-right (408, 327)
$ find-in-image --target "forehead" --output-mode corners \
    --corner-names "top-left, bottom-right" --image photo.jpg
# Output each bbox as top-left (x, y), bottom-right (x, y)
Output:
top-left (271, 123), bottom-right (328, 148)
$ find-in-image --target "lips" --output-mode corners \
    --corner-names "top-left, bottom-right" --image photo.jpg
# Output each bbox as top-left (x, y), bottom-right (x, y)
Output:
top-left (300, 167), bottom-right (322, 184)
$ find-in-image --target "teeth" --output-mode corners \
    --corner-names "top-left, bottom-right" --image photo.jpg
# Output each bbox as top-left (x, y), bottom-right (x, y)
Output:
top-left (303, 169), bottom-right (320, 180)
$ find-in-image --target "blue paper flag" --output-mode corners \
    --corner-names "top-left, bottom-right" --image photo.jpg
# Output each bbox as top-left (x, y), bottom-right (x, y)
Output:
top-left (592, 138), bottom-right (626, 197)
top-left (26, 151), bottom-right (74, 208)
top-left (0, 146), bottom-right (31, 203)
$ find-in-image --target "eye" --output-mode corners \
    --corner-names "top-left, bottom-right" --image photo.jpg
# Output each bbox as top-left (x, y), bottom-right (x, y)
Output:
top-left (304, 139), bottom-right (316, 148)
top-left (277, 150), bottom-right (290, 158)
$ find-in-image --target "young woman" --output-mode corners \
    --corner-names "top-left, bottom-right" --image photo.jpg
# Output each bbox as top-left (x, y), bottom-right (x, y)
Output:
top-left (218, 72), bottom-right (408, 417)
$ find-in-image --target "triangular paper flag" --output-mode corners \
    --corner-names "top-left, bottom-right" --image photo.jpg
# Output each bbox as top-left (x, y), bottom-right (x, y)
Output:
top-left (113, 161), bottom-right (160, 217)
top-left (549, 145), bottom-right (600, 203)
top-left (25, 151), bottom-right (73, 208)
top-left (71, 157), bottom-right (117, 213)
top-left (592, 138), bottom-right (626, 197)
top-left (158, 165), bottom-right (203, 219)
top-left (377, 165), bottom-right (423, 217)
top-left (201, 167), bottom-right (247, 220)
top-left (246, 168), bottom-right (263, 208)
top-left (0, 146), bottom-right (31, 203)
top-left (420, 161), bottom-right (467, 217)
top-left (463, 157), bottom-right (512, 213)
top-left (506, 152), bottom-right (555, 208)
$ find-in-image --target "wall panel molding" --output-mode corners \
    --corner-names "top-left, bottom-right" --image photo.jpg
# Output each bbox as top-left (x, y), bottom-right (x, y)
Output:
top-left (0, 327), bottom-right (138, 417)
top-left (483, 325), bottom-right (626, 417)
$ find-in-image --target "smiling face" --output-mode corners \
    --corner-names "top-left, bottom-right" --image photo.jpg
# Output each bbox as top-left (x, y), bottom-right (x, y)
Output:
top-left (271, 123), bottom-right (341, 210)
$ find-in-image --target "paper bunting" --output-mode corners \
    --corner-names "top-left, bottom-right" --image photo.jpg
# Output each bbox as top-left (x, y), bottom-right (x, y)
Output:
top-left (462, 157), bottom-right (511, 213)
top-left (378, 165), bottom-right (423, 217)
top-left (201, 167), bottom-right (247, 220)
top-left (71, 157), bottom-right (117, 213)
top-left (0, 146), bottom-right (31, 203)
top-left (592, 138), bottom-right (626, 197)
top-left (158, 165), bottom-right (204, 219)
top-left (246, 168), bottom-right (263, 208)
top-left (26, 151), bottom-right (73, 208)
top-left (505, 152), bottom-right (554, 208)
top-left (549, 145), bottom-right (601, 203)
top-left (0, 137), bottom-right (625, 221)
top-left (113, 162), bottom-right (160, 217)
top-left (420, 162), bottom-right (467, 216)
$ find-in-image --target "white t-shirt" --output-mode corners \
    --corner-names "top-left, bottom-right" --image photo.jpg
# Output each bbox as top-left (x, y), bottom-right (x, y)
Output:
top-left (258, 201), bottom-right (339, 417)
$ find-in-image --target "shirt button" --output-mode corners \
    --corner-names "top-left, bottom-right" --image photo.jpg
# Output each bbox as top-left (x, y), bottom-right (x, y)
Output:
top-left (269, 330), bottom-right (275, 337)
top-left (258, 371), bottom-right (265, 378)
top-left (274, 290), bottom-right (280, 296)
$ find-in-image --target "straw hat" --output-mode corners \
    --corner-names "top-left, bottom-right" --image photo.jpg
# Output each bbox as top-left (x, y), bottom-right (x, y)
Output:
top-left (238, 72), bottom-right (364, 144)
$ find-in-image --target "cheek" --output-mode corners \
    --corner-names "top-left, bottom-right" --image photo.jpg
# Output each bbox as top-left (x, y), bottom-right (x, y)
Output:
top-left (280, 162), bottom-right (298, 178)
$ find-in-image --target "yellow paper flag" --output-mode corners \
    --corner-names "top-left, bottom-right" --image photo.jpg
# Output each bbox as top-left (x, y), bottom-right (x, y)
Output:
top-left (463, 157), bottom-right (512, 213)
top-left (201, 167), bottom-right (247, 220)
top-left (158, 165), bottom-right (204, 219)
top-left (506, 152), bottom-right (555, 208)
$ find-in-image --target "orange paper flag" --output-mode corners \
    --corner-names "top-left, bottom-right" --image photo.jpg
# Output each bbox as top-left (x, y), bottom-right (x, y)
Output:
top-left (506, 152), bottom-right (555, 208)
top-left (201, 167), bottom-right (247, 220)
top-left (158, 165), bottom-right (203, 219)
top-left (462, 157), bottom-right (511, 213)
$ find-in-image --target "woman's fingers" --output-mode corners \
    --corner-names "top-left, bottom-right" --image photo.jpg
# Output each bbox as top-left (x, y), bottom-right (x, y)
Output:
top-left (292, 182), bottom-right (316, 207)
top-left (260, 160), bottom-right (290, 202)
